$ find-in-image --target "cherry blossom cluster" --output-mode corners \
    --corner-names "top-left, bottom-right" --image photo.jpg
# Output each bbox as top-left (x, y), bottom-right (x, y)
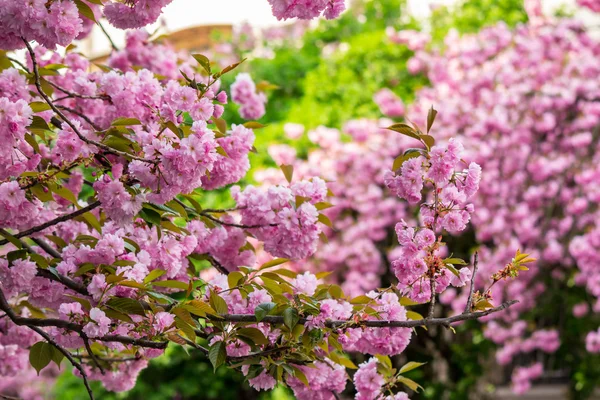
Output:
top-left (232, 177), bottom-right (327, 260)
top-left (578, 0), bottom-right (600, 12)
top-left (354, 358), bottom-right (410, 400)
top-left (373, 89), bottom-right (405, 118)
top-left (267, 0), bottom-right (346, 20)
top-left (402, 3), bottom-right (600, 392)
top-left (230, 73), bottom-right (267, 120)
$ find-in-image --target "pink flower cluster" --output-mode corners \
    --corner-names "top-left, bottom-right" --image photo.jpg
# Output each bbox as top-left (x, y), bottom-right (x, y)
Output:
top-left (286, 360), bottom-right (347, 399)
top-left (0, 182), bottom-right (42, 231)
top-left (578, 0), bottom-right (600, 12)
top-left (386, 28), bottom-right (430, 51)
top-left (344, 292), bottom-right (412, 356)
top-left (373, 89), bottom-right (405, 118)
top-left (232, 178), bottom-right (327, 260)
top-left (230, 73), bottom-right (267, 120)
top-left (586, 329), bottom-right (600, 353)
top-left (103, 0), bottom-right (173, 29)
top-left (511, 363), bottom-right (543, 395)
top-left (0, 0), bottom-right (83, 50)
top-left (267, 0), bottom-right (346, 20)
top-left (354, 358), bottom-right (409, 400)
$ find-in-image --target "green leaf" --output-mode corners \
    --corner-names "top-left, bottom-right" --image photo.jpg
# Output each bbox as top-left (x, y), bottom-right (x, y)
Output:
top-left (317, 213), bottom-right (333, 228)
top-left (237, 328), bottom-right (269, 346)
top-left (350, 295), bottom-right (374, 305)
top-left (335, 355), bottom-right (358, 369)
top-left (106, 298), bottom-right (146, 316)
top-left (227, 271), bottom-right (244, 289)
top-left (375, 354), bottom-right (392, 370)
top-left (175, 317), bottom-right (196, 342)
top-left (209, 292), bottom-right (229, 315)
top-left (111, 118), bottom-right (141, 126)
top-left (75, 0), bottom-right (97, 22)
top-left (51, 186), bottom-right (79, 206)
top-left (152, 280), bottom-right (189, 290)
top-left (0, 230), bottom-right (22, 248)
top-left (65, 295), bottom-right (92, 311)
top-left (445, 264), bottom-right (460, 277)
top-left (400, 297), bottom-right (421, 306)
top-left (291, 366), bottom-right (309, 387)
top-left (29, 116), bottom-right (51, 131)
top-left (259, 258), bottom-right (289, 271)
top-left (103, 308), bottom-right (134, 323)
top-left (399, 361), bottom-right (426, 374)
top-left (314, 202), bottom-right (334, 211)
top-left (187, 300), bottom-right (219, 317)
top-left (192, 54), bottom-right (211, 74)
top-left (243, 121), bottom-right (267, 129)
top-left (144, 269), bottom-right (166, 284)
top-left (254, 302), bottom-right (276, 322)
top-left (280, 164), bottom-right (293, 183)
top-left (427, 106), bottom-right (438, 133)
top-left (208, 341), bottom-right (226, 371)
top-left (29, 101), bottom-right (51, 113)
top-left (29, 342), bottom-right (53, 375)
top-left (421, 135), bottom-right (435, 150)
top-left (139, 207), bottom-right (162, 226)
top-left (397, 376), bottom-right (423, 392)
top-left (49, 345), bottom-right (64, 368)
top-left (443, 257), bottom-right (467, 265)
top-left (406, 311), bottom-right (424, 320)
top-left (283, 307), bottom-right (299, 330)
top-left (386, 123), bottom-right (421, 141)
top-left (392, 151), bottom-right (421, 171)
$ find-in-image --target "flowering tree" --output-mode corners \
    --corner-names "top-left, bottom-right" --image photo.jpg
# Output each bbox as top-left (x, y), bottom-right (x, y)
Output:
top-left (244, 1), bottom-right (600, 396)
top-left (0, 1), bottom-right (526, 399)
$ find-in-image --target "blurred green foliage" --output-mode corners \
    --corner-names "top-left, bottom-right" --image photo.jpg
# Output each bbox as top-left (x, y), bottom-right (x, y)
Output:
top-left (56, 0), bottom-right (532, 399)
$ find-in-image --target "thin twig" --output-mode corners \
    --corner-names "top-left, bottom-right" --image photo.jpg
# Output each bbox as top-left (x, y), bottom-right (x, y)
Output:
top-left (55, 105), bottom-right (103, 131)
top-left (47, 81), bottom-right (109, 101)
top-left (464, 252), bottom-right (479, 313)
top-left (81, 333), bottom-right (105, 374)
top-left (0, 201), bottom-right (101, 246)
top-left (30, 237), bottom-right (61, 258)
top-left (97, 21), bottom-right (119, 51)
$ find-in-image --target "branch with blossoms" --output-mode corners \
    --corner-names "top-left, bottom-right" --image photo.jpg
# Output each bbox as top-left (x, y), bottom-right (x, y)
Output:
top-left (0, 2), bottom-right (530, 400)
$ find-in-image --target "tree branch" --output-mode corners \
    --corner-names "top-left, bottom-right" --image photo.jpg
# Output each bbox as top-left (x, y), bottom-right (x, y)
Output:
top-left (464, 252), bottom-right (479, 313)
top-left (209, 300), bottom-right (518, 329)
top-left (0, 201), bottom-right (101, 246)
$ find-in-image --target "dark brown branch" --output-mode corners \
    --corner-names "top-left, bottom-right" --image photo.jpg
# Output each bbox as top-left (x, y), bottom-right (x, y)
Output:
top-left (48, 81), bottom-right (109, 102)
top-left (30, 237), bottom-right (62, 258)
top-left (427, 277), bottom-right (436, 319)
top-left (55, 105), bottom-right (103, 131)
top-left (81, 333), bottom-right (105, 374)
top-left (0, 201), bottom-right (101, 246)
top-left (206, 255), bottom-right (230, 275)
top-left (464, 252), bottom-right (479, 313)
top-left (0, 288), bottom-right (168, 350)
top-left (210, 300), bottom-right (518, 329)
